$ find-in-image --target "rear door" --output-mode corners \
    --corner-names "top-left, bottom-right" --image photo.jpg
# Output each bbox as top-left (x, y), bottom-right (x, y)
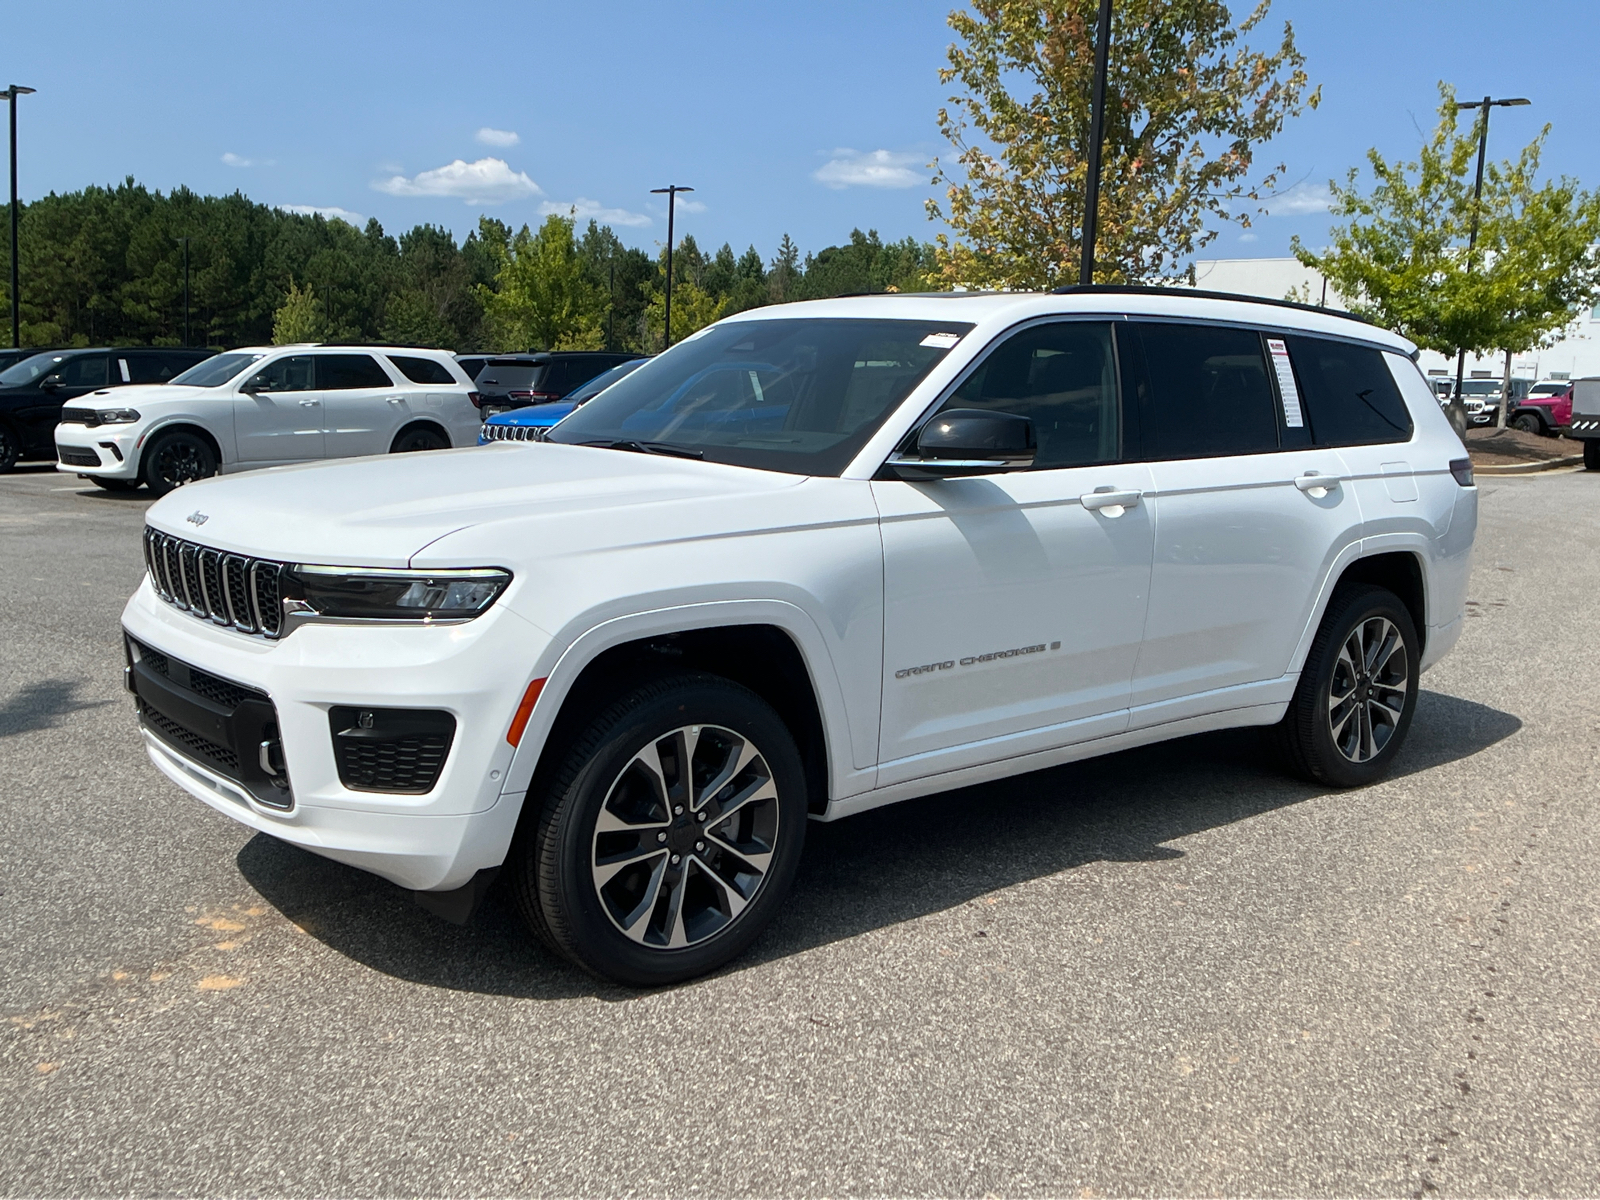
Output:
top-left (234, 354), bottom-right (322, 463)
top-left (317, 353), bottom-right (403, 458)
top-left (1127, 322), bottom-right (1362, 726)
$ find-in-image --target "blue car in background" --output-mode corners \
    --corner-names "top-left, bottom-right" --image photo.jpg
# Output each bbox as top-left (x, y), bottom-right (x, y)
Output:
top-left (478, 357), bottom-right (650, 444)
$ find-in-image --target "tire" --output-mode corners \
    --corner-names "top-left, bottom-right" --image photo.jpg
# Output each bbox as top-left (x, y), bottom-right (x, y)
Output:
top-left (1276, 584), bottom-right (1420, 788)
top-left (1586, 440), bottom-right (1600, 472)
top-left (390, 425), bottom-right (450, 453)
top-left (511, 673), bottom-right (808, 987)
top-left (89, 476), bottom-right (140, 492)
top-left (1510, 412), bottom-right (1543, 435)
top-left (0, 424), bottom-right (18, 472)
top-left (141, 431), bottom-right (218, 496)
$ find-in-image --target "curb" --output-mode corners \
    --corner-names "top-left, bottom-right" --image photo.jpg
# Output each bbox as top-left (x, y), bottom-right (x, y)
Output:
top-left (1471, 454), bottom-right (1586, 476)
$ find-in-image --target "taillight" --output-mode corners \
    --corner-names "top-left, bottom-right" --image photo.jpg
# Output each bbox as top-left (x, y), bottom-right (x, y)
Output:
top-left (468, 391), bottom-right (483, 409)
top-left (1449, 457), bottom-right (1474, 487)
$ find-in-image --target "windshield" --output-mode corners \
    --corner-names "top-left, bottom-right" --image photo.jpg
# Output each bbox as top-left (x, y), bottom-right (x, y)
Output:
top-left (0, 351), bottom-right (71, 387)
top-left (1460, 381), bottom-right (1502, 396)
top-left (170, 352), bottom-right (266, 388)
top-left (548, 318), bottom-right (974, 475)
top-left (565, 358), bottom-right (647, 405)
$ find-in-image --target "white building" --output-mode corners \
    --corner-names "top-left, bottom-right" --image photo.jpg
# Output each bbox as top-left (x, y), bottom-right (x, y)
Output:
top-left (1188, 257), bottom-right (1600, 384)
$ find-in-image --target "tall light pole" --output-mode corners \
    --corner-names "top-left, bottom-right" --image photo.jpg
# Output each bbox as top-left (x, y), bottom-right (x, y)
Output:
top-left (1448, 94), bottom-right (1530, 434)
top-left (1078, 0), bottom-right (1113, 286)
top-left (649, 184), bottom-right (693, 349)
top-left (175, 236), bottom-right (191, 347)
top-left (2, 84), bottom-right (37, 349)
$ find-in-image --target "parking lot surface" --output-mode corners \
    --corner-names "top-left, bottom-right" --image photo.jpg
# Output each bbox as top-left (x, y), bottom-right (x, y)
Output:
top-left (2, 462), bottom-right (1597, 1197)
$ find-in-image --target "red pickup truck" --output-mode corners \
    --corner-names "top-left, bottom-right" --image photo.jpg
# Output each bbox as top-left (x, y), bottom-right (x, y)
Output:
top-left (1510, 385), bottom-right (1572, 435)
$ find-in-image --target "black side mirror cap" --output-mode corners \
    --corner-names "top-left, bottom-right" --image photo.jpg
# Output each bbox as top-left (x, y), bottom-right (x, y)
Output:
top-left (887, 408), bottom-right (1036, 480)
top-left (40, 374), bottom-right (63, 390)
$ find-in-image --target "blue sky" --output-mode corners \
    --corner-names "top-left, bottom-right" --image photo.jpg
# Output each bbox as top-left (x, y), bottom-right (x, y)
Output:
top-left (4, 0), bottom-right (1596, 267)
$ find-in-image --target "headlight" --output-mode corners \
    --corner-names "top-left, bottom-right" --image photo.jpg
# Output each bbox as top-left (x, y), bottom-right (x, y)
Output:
top-left (284, 566), bottom-right (511, 621)
top-left (96, 408), bottom-right (140, 424)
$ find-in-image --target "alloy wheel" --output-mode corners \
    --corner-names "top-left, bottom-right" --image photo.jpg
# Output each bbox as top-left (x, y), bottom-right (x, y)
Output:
top-left (590, 723), bottom-right (779, 949)
top-left (154, 440), bottom-right (207, 488)
top-left (1327, 616), bottom-right (1409, 763)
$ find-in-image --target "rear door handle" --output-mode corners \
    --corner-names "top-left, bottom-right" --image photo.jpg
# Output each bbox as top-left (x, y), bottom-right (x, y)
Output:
top-left (1080, 488), bottom-right (1142, 513)
top-left (1294, 472), bottom-right (1341, 494)
top-left (387, 396), bottom-right (404, 405)
top-left (298, 398), bottom-right (320, 407)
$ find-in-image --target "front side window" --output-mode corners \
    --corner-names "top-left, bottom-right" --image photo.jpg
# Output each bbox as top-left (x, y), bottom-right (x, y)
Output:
top-left (1134, 323), bottom-right (1279, 459)
top-left (252, 355), bottom-right (315, 392)
top-left (937, 321), bottom-right (1118, 469)
top-left (1285, 336), bottom-right (1413, 446)
top-left (59, 355), bottom-right (110, 388)
top-left (548, 318), bottom-right (974, 476)
top-left (316, 354), bottom-right (393, 390)
top-left (388, 355), bottom-right (455, 385)
top-left (172, 352), bottom-right (265, 388)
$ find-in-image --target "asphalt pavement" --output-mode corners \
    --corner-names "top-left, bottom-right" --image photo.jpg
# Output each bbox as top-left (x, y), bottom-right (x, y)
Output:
top-left (1, 460), bottom-right (1597, 1197)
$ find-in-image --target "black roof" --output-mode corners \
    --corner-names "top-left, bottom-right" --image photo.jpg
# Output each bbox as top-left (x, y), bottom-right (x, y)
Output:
top-left (1048, 284), bottom-right (1374, 327)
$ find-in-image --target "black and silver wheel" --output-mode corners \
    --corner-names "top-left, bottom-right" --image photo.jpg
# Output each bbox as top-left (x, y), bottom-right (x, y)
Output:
top-left (513, 673), bottom-right (807, 986)
top-left (1510, 412), bottom-right (1543, 435)
top-left (1586, 440), bottom-right (1600, 472)
top-left (0, 424), bottom-right (18, 472)
top-left (1277, 584), bottom-right (1419, 787)
top-left (141, 431), bottom-right (217, 496)
top-left (390, 425), bottom-right (449, 453)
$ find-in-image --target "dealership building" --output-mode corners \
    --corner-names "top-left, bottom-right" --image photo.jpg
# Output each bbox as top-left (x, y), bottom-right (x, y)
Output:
top-left (1189, 257), bottom-right (1600, 384)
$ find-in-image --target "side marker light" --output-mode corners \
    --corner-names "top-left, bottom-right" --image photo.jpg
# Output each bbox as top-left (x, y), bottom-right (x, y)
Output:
top-left (506, 677), bottom-right (547, 747)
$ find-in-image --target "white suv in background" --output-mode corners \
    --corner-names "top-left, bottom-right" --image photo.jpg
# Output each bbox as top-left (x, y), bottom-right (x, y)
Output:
top-left (54, 345), bottom-right (480, 494)
top-left (121, 290), bottom-right (1477, 985)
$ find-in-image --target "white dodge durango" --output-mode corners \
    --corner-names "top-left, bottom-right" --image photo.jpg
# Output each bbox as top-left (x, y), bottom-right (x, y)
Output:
top-left (120, 290), bottom-right (1477, 984)
top-left (56, 344), bottom-right (480, 494)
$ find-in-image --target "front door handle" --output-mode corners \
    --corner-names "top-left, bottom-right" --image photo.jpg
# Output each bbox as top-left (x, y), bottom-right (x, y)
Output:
top-left (1294, 471), bottom-right (1341, 495)
top-left (1080, 487), bottom-right (1142, 514)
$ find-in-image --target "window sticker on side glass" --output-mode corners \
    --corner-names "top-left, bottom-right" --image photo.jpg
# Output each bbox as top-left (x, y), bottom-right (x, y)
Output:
top-left (920, 332), bottom-right (963, 349)
top-left (1267, 338), bottom-right (1305, 428)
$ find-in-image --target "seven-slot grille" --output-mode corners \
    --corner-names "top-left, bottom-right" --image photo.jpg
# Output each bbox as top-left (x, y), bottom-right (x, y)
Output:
top-left (143, 527), bottom-right (287, 638)
top-left (481, 422), bottom-right (546, 442)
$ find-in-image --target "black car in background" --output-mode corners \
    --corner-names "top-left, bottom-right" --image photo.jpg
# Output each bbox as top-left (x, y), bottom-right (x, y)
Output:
top-left (473, 351), bottom-right (643, 416)
top-left (453, 353), bottom-right (493, 383)
top-left (0, 347), bottom-right (59, 375)
top-left (0, 346), bottom-right (214, 470)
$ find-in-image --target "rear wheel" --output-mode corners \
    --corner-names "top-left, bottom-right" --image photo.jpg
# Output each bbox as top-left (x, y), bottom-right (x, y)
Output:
top-left (390, 425), bottom-right (449, 453)
top-left (141, 431), bottom-right (217, 496)
top-left (1510, 412), bottom-right (1544, 435)
top-left (1586, 440), bottom-right (1600, 472)
top-left (1277, 584), bottom-right (1419, 788)
top-left (511, 673), bottom-right (807, 986)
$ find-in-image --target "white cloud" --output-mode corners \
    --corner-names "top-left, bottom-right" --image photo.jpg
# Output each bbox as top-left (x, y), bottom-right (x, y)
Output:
top-left (476, 127), bottom-right (520, 147)
top-left (279, 204), bottom-right (366, 226)
top-left (372, 157), bottom-right (542, 204)
top-left (1238, 232), bottom-right (1259, 243)
top-left (1264, 181), bottom-right (1333, 216)
top-left (222, 152), bottom-right (272, 168)
top-left (813, 148), bottom-right (922, 190)
top-left (539, 197), bottom-right (652, 228)
top-left (673, 195), bottom-right (706, 213)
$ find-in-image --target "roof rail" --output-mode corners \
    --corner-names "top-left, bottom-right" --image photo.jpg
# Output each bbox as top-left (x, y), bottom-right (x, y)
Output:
top-left (1049, 283), bottom-right (1374, 327)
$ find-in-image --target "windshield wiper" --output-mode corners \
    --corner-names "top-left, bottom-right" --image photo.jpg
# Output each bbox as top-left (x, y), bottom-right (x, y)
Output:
top-left (577, 439), bottom-right (704, 460)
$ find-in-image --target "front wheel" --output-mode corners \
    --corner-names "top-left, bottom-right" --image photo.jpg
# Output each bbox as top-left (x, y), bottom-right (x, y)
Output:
top-left (0, 425), bottom-right (18, 472)
top-left (1585, 440), bottom-right (1600, 472)
top-left (1510, 412), bottom-right (1543, 435)
top-left (1277, 584), bottom-right (1420, 788)
top-left (511, 673), bottom-right (808, 986)
top-left (141, 431), bottom-right (217, 496)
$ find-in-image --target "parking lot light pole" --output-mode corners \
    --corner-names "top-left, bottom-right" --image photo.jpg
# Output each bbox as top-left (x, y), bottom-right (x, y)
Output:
top-left (1449, 95), bottom-right (1530, 433)
top-left (1078, 0), bottom-right (1113, 287)
top-left (3, 85), bottom-right (37, 349)
top-left (650, 185), bottom-right (693, 349)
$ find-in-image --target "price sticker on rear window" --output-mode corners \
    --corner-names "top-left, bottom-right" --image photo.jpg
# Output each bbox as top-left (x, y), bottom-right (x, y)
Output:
top-left (920, 332), bottom-right (963, 349)
top-left (1267, 338), bottom-right (1305, 428)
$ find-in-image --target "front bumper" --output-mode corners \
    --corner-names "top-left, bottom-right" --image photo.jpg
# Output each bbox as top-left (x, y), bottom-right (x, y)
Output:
top-left (121, 578), bottom-right (548, 891)
top-left (53, 422), bottom-right (141, 478)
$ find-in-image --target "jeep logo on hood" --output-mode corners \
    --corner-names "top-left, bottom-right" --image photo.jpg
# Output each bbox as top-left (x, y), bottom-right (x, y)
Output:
top-left (185, 511), bottom-right (209, 526)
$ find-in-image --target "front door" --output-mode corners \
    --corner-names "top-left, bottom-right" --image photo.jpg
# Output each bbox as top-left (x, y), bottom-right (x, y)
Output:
top-left (234, 354), bottom-right (323, 463)
top-left (873, 320), bottom-right (1155, 785)
top-left (1126, 322), bottom-right (1364, 725)
top-left (318, 353), bottom-right (403, 458)
top-left (24, 353), bottom-right (111, 455)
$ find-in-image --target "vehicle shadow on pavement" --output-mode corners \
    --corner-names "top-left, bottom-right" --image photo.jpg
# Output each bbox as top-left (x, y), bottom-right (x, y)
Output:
top-left (0, 678), bottom-right (112, 738)
top-left (234, 689), bottom-right (1518, 999)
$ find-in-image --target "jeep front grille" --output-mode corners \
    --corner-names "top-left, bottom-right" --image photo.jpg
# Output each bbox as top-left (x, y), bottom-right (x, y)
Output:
top-left (143, 527), bottom-right (287, 638)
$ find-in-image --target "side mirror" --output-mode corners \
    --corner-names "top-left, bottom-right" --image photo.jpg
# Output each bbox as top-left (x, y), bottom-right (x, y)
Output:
top-left (239, 374), bottom-right (268, 395)
top-left (887, 408), bottom-right (1036, 480)
top-left (40, 373), bottom-right (63, 390)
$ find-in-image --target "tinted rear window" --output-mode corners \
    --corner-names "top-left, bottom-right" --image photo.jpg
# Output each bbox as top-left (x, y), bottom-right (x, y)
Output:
top-left (1134, 323), bottom-right (1279, 459)
top-left (316, 354), bottom-right (393, 390)
top-left (1285, 336), bottom-right (1413, 446)
top-left (388, 355), bottom-right (456, 385)
top-left (476, 362), bottom-right (547, 394)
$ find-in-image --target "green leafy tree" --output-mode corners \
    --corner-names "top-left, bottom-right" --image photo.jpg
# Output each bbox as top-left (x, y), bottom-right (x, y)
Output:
top-left (645, 279), bottom-right (726, 349)
top-left (929, 0), bottom-right (1318, 288)
top-left (479, 213), bottom-right (606, 351)
top-left (272, 277), bottom-right (325, 343)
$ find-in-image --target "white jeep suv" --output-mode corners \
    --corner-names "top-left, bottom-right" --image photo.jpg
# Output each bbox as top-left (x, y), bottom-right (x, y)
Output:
top-left (120, 291), bottom-right (1477, 985)
top-left (55, 345), bottom-right (479, 495)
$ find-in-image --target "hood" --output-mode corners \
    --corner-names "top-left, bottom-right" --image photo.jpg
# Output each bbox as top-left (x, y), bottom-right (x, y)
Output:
top-left (144, 442), bottom-right (804, 566)
top-left (57, 383), bottom-right (212, 409)
top-left (491, 402), bottom-right (576, 426)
